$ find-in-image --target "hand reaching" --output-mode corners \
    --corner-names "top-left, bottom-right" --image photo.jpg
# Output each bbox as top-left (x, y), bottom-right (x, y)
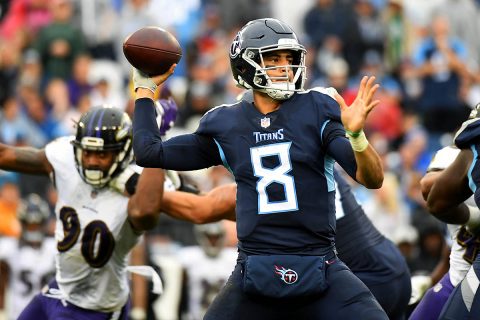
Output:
top-left (334, 76), bottom-right (380, 134)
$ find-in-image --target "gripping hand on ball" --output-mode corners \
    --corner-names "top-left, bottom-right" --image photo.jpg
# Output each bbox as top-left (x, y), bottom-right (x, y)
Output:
top-left (133, 65), bottom-right (176, 98)
top-left (133, 68), bottom-right (157, 93)
top-left (155, 98), bottom-right (178, 136)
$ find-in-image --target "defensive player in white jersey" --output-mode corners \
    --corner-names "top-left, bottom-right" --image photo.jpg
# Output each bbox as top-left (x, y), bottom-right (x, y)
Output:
top-left (410, 145), bottom-right (479, 320)
top-left (177, 222), bottom-right (237, 320)
top-left (0, 106), bottom-right (165, 320)
top-left (0, 194), bottom-right (56, 320)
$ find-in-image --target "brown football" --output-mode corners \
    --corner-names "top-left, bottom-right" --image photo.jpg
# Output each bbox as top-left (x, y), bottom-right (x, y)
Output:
top-left (123, 27), bottom-right (182, 76)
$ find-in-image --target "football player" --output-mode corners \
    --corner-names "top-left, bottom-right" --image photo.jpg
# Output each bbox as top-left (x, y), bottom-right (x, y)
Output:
top-left (0, 106), bottom-right (165, 320)
top-left (0, 194), bottom-right (56, 320)
top-left (408, 145), bottom-right (479, 320)
top-left (132, 18), bottom-right (387, 319)
top-left (161, 169), bottom-right (411, 319)
top-left (177, 222), bottom-right (237, 320)
top-left (423, 104), bottom-right (480, 319)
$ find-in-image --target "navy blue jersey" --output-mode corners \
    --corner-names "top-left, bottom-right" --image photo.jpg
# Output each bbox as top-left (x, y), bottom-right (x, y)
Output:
top-left (133, 90), bottom-right (358, 255)
top-left (455, 119), bottom-right (480, 207)
top-left (334, 171), bottom-right (406, 283)
top-left (335, 171), bottom-right (384, 259)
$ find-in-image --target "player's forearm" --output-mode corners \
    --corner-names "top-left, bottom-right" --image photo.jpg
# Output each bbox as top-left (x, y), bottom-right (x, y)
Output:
top-left (128, 168), bottom-right (164, 231)
top-left (354, 145), bottom-right (384, 189)
top-left (162, 191), bottom-right (212, 224)
top-left (162, 191), bottom-right (232, 224)
top-left (162, 185), bottom-right (236, 224)
top-left (133, 98), bottom-right (165, 168)
top-left (429, 203), bottom-right (469, 225)
top-left (0, 145), bottom-right (51, 174)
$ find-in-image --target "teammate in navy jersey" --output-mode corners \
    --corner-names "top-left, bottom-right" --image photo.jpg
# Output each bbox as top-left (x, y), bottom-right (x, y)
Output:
top-left (132, 18), bottom-right (386, 319)
top-left (160, 169), bottom-right (411, 319)
top-left (424, 104), bottom-right (480, 319)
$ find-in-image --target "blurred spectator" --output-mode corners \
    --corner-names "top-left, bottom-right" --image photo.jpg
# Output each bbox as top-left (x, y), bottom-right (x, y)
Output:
top-left (353, 0), bottom-right (386, 60)
top-left (0, 181), bottom-right (21, 238)
top-left (303, 0), bottom-right (360, 76)
top-left (0, 40), bottom-right (21, 106)
top-left (21, 89), bottom-right (65, 146)
top-left (88, 58), bottom-right (128, 109)
top-left (0, 96), bottom-right (35, 146)
top-left (438, 0), bottom-right (480, 65)
top-left (216, 0), bottom-right (271, 32)
top-left (18, 49), bottom-right (43, 93)
top-left (33, 0), bottom-right (86, 81)
top-left (382, 0), bottom-right (415, 74)
top-left (412, 14), bottom-right (470, 148)
top-left (393, 224), bottom-right (419, 271)
top-left (44, 78), bottom-right (75, 135)
top-left (89, 78), bottom-right (126, 110)
top-left (0, 0), bottom-right (51, 47)
top-left (67, 54), bottom-right (93, 107)
top-left (361, 169), bottom-right (410, 241)
top-left (409, 226), bottom-right (446, 275)
top-left (78, 0), bottom-right (119, 60)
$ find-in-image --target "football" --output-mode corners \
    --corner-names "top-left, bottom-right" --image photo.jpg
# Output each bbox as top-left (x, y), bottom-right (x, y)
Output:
top-left (123, 27), bottom-right (182, 76)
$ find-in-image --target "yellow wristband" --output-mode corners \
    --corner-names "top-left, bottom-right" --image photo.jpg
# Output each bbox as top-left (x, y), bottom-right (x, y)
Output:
top-left (348, 130), bottom-right (369, 152)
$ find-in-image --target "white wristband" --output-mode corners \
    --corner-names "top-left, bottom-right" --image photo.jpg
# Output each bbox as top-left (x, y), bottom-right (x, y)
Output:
top-left (347, 130), bottom-right (369, 152)
top-left (130, 307), bottom-right (146, 320)
top-left (467, 205), bottom-right (480, 233)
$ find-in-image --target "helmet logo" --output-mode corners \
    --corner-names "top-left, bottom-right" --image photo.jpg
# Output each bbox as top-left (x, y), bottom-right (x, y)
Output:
top-left (274, 265), bottom-right (298, 284)
top-left (230, 33), bottom-right (242, 58)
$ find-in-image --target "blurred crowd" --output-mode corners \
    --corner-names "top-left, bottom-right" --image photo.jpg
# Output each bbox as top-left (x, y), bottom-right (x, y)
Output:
top-left (1, 0), bottom-right (480, 318)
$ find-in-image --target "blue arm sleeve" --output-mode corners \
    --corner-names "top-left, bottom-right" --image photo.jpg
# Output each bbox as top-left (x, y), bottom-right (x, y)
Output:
top-left (322, 121), bottom-right (357, 180)
top-left (133, 98), bottom-right (221, 170)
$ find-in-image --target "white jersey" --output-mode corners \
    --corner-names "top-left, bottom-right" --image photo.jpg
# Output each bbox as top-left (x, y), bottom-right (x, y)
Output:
top-left (45, 137), bottom-right (141, 312)
top-left (0, 237), bottom-right (56, 320)
top-left (448, 195), bottom-right (479, 287)
top-left (428, 146), bottom-right (479, 286)
top-left (177, 246), bottom-right (237, 320)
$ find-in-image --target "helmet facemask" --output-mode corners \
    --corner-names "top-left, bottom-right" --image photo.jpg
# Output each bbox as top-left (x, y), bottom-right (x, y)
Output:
top-left (194, 222), bottom-right (226, 258)
top-left (246, 44), bottom-right (306, 100)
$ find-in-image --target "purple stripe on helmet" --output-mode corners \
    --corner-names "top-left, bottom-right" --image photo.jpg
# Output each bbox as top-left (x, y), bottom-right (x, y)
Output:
top-left (86, 109), bottom-right (99, 136)
top-left (95, 109), bottom-right (106, 137)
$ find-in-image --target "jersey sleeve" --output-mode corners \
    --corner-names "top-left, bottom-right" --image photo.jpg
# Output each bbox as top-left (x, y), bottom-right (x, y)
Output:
top-left (0, 238), bottom-right (16, 261)
top-left (44, 136), bottom-right (75, 173)
top-left (310, 88), bottom-right (357, 179)
top-left (133, 98), bottom-right (222, 170)
top-left (454, 118), bottom-right (480, 149)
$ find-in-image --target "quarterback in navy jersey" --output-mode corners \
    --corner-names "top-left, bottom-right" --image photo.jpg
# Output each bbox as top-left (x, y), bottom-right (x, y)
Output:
top-left (132, 18), bottom-right (386, 319)
top-left (160, 170), bottom-right (411, 319)
top-left (424, 103), bottom-right (480, 319)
